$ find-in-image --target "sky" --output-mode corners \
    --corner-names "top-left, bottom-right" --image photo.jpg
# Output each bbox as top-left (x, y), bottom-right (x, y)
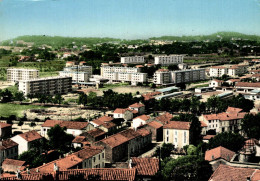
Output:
top-left (0, 0), bottom-right (260, 41)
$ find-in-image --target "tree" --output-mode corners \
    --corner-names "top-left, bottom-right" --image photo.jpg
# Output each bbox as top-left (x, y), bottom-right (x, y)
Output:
top-left (154, 143), bottom-right (175, 160)
top-left (18, 120), bottom-right (24, 130)
top-left (77, 93), bottom-right (88, 106)
top-left (14, 91), bottom-right (25, 103)
top-left (161, 155), bottom-right (213, 181)
top-left (47, 125), bottom-right (74, 154)
top-left (1, 89), bottom-right (13, 103)
top-left (207, 132), bottom-right (245, 152)
top-left (241, 113), bottom-right (260, 139)
top-left (53, 94), bottom-right (64, 105)
top-left (30, 121), bottom-right (36, 129)
top-left (27, 93), bottom-right (34, 103)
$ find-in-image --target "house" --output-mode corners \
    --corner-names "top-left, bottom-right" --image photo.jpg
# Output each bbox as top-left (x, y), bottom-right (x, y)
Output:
top-left (0, 122), bottom-right (12, 138)
top-left (98, 122), bottom-right (117, 133)
top-left (41, 120), bottom-right (93, 137)
top-left (29, 146), bottom-right (105, 174)
top-left (0, 139), bottom-right (18, 166)
top-left (209, 79), bottom-right (223, 88)
top-left (143, 121), bottom-right (163, 141)
top-left (235, 82), bottom-right (260, 93)
top-left (205, 146), bottom-right (236, 170)
top-left (163, 121), bottom-right (190, 148)
top-left (2, 159), bottom-right (26, 173)
top-left (202, 135), bottom-right (215, 143)
top-left (155, 112), bottom-right (173, 125)
top-left (90, 116), bottom-right (114, 128)
top-left (209, 164), bottom-right (260, 181)
top-left (132, 115), bottom-right (150, 129)
top-left (80, 128), bottom-right (106, 143)
top-left (202, 107), bottom-right (247, 133)
top-left (128, 103), bottom-right (145, 115)
top-left (95, 128), bottom-right (152, 163)
top-left (113, 109), bottom-right (133, 121)
top-left (11, 130), bottom-right (43, 155)
top-left (71, 136), bottom-right (90, 148)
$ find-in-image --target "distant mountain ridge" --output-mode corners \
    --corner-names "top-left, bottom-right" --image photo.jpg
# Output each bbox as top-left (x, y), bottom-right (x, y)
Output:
top-left (1, 32), bottom-right (260, 47)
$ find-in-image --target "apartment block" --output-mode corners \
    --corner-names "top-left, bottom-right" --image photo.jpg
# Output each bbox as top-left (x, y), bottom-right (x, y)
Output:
top-left (154, 55), bottom-right (183, 65)
top-left (59, 71), bottom-right (90, 83)
top-left (153, 69), bottom-right (205, 85)
top-left (7, 68), bottom-right (39, 82)
top-left (209, 65), bottom-right (248, 78)
top-left (63, 66), bottom-right (92, 75)
top-left (18, 76), bottom-right (72, 96)
top-left (120, 56), bottom-right (145, 64)
top-left (101, 66), bottom-right (141, 76)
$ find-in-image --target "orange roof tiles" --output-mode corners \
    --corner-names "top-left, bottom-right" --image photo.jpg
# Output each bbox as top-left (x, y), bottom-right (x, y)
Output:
top-left (136, 128), bottom-right (151, 137)
top-left (113, 108), bottom-right (128, 114)
top-left (157, 69), bottom-right (169, 72)
top-left (155, 112), bottom-right (173, 125)
top-left (42, 120), bottom-right (89, 130)
top-left (100, 122), bottom-right (116, 129)
top-left (209, 164), bottom-right (259, 181)
top-left (205, 146), bottom-right (235, 162)
top-left (129, 103), bottom-right (145, 108)
top-left (72, 136), bottom-right (86, 143)
top-left (91, 116), bottom-right (114, 126)
top-left (163, 121), bottom-right (190, 130)
top-left (86, 128), bottom-right (106, 138)
top-left (18, 130), bottom-right (42, 142)
top-left (0, 122), bottom-right (12, 128)
top-left (147, 121), bottom-right (163, 129)
top-left (203, 135), bottom-right (215, 140)
top-left (236, 82), bottom-right (260, 88)
top-left (100, 134), bottom-right (129, 148)
top-left (134, 115), bottom-right (150, 121)
top-left (2, 159), bottom-right (25, 166)
top-left (0, 139), bottom-right (18, 150)
top-left (200, 121), bottom-right (207, 127)
top-left (212, 79), bottom-right (224, 83)
top-left (131, 157), bottom-right (159, 176)
top-left (226, 107), bottom-right (243, 114)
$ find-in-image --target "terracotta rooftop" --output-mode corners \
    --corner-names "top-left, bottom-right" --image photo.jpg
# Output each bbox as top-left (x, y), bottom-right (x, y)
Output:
top-left (157, 69), bottom-right (169, 72)
top-left (17, 130), bottom-right (42, 142)
top-left (205, 146), bottom-right (235, 162)
top-left (72, 136), bottom-right (86, 143)
top-left (200, 121), bottom-right (208, 127)
top-left (147, 121), bottom-right (163, 129)
top-left (129, 103), bottom-right (145, 108)
top-left (236, 82), bottom-right (260, 88)
top-left (163, 121), bottom-right (190, 130)
top-left (2, 159), bottom-right (26, 166)
top-left (131, 157), bottom-right (159, 176)
top-left (120, 129), bottom-right (141, 140)
top-left (226, 107), bottom-right (243, 114)
top-left (155, 112), bottom-right (173, 125)
top-left (209, 164), bottom-right (260, 181)
top-left (113, 108), bottom-right (129, 114)
top-left (211, 66), bottom-right (226, 69)
top-left (42, 120), bottom-right (89, 130)
top-left (0, 139), bottom-right (18, 150)
top-left (227, 79), bottom-right (240, 82)
top-left (100, 134), bottom-right (129, 148)
top-left (91, 116), bottom-right (114, 126)
top-left (99, 122), bottom-right (116, 129)
top-left (85, 128), bottom-right (106, 138)
top-left (0, 122), bottom-right (12, 128)
top-left (203, 135), bottom-right (215, 140)
top-left (134, 115), bottom-right (150, 121)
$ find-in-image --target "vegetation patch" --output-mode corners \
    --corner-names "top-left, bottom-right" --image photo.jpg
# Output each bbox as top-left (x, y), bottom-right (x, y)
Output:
top-left (0, 103), bottom-right (44, 117)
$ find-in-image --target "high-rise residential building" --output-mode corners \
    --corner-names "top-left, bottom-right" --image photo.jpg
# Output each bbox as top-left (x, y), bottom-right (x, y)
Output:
top-left (59, 66), bottom-right (93, 84)
top-left (120, 56), bottom-right (145, 64)
top-left (154, 55), bottom-right (183, 65)
top-left (18, 76), bottom-right (72, 96)
top-left (153, 69), bottom-right (205, 85)
top-left (7, 68), bottom-right (39, 82)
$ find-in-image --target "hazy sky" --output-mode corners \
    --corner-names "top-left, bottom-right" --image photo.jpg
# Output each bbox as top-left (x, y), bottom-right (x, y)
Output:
top-left (0, 0), bottom-right (260, 41)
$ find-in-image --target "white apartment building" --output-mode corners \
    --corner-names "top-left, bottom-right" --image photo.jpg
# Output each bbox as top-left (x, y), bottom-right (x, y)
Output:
top-left (209, 66), bottom-right (228, 77)
top-left (153, 69), bottom-right (205, 85)
top-left (154, 55), bottom-right (184, 65)
top-left (7, 68), bottom-right (39, 82)
top-left (63, 66), bottom-right (92, 75)
top-left (59, 71), bottom-right (90, 83)
top-left (209, 65), bottom-right (248, 78)
top-left (120, 56), bottom-right (145, 64)
top-left (101, 66), bottom-right (141, 76)
top-left (18, 76), bottom-right (72, 96)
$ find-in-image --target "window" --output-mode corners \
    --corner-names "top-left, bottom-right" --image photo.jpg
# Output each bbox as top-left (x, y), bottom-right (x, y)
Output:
top-left (102, 153), bottom-right (104, 158)
top-left (184, 131), bottom-right (187, 144)
top-left (93, 157), bottom-right (96, 162)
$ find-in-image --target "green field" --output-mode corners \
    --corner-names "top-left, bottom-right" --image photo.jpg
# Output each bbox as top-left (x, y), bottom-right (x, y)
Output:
top-left (99, 83), bottom-right (130, 91)
top-left (0, 103), bottom-right (44, 118)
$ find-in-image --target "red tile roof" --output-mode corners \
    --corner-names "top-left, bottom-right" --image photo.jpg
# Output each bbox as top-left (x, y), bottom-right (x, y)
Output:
top-left (200, 121), bottom-right (208, 127)
top-left (203, 135), bottom-right (215, 140)
top-left (18, 130), bottom-right (42, 142)
top-left (226, 107), bottom-right (243, 114)
top-left (0, 122), bottom-right (12, 128)
top-left (147, 121), bottom-right (163, 129)
top-left (42, 120), bottom-right (89, 130)
top-left (203, 112), bottom-right (246, 122)
top-left (157, 69), bottom-right (169, 72)
top-left (236, 82), bottom-right (260, 88)
top-left (136, 128), bottom-right (151, 137)
top-left (99, 122), bottom-right (116, 129)
top-left (155, 112), bottom-right (173, 125)
top-left (129, 103), bottom-right (145, 108)
top-left (133, 115), bottom-right (150, 121)
top-left (113, 108), bottom-right (128, 114)
top-left (2, 159), bottom-right (26, 166)
top-left (211, 66), bottom-right (226, 69)
top-left (0, 139), bottom-right (18, 150)
top-left (227, 79), bottom-right (240, 82)
top-left (163, 121), bottom-right (190, 130)
top-left (72, 136), bottom-right (86, 143)
top-left (205, 146), bottom-right (235, 162)
top-left (212, 79), bottom-right (224, 83)
top-left (91, 116), bottom-right (114, 126)
top-left (131, 157), bottom-right (159, 176)
top-left (86, 128), bottom-right (106, 138)
top-left (209, 164), bottom-right (260, 181)
top-left (100, 134), bottom-right (129, 148)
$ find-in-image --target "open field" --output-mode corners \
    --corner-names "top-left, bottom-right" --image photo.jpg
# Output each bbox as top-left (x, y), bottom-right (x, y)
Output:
top-left (0, 103), bottom-right (44, 118)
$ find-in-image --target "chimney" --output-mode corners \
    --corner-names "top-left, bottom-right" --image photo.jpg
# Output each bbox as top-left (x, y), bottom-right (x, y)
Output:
top-left (26, 168), bottom-right (30, 174)
top-left (36, 168), bottom-right (39, 173)
top-left (128, 158), bottom-right (132, 169)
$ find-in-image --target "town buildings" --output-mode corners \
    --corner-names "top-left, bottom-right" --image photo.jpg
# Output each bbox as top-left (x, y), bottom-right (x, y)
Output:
top-left (154, 55), bottom-right (183, 65)
top-left (120, 56), bottom-right (145, 64)
top-left (0, 122), bottom-right (12, 139)
top-left (0, 139), bottom-right (18, 166)
top-left (7, 68), bottom-right (39, 83)
top-left (209, 65), bottom-right (248, 78)
top-left (18, 76), bottom-right (72, 96)
top-left (153, 68), bottom-right (205, 85)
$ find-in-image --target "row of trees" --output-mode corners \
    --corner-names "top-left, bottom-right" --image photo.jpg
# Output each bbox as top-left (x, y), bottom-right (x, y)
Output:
top-left (0, 89), bottom-right (25, 103)
top-left (29, 93), bottom-right (64, 105)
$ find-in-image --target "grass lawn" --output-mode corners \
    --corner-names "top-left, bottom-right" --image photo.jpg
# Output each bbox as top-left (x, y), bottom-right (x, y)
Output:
top-left (0, 103), bottom-right (44, 118)
top-left (99, 83), bottom-right (130, 91)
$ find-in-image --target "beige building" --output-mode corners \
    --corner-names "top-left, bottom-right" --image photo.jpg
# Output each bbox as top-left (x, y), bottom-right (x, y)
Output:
top-left (163, 121), bottom-right (190, 148)
top-left (7, 68), bottom-right (39, 82)
top-left (154, 55), bottom-right (183, 65)
top-left (209, 65), bottom-right (248, 78)
top-left (120, 56), bottom-right (145, 64)
top-left (0, 139), bottom-right (18, 166)
top-left (18, 76), bottom-right (72, 96)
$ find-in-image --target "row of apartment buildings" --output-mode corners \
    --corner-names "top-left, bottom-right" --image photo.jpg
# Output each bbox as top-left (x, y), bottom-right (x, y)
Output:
top-left (120, 55), bottom-right (184, 65)
top-left (208, 64), bottom-right (248, 77)
top-left (153, 68), bottom-right (206, 85)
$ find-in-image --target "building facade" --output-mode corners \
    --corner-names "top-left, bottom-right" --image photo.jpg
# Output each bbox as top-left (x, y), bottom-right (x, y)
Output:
top-left (7, 68), bottom-right (39, 82)
top-left (120, 56), bottom-right (145, 64)
top-left (154, 55), bottom-right (183, 65)
top-left (18, 76), bottom-right (72, 96)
